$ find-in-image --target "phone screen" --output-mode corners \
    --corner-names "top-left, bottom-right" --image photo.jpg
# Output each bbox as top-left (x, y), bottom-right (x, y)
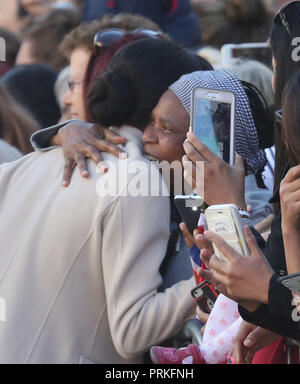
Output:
top-left (174, 196), bottom-right (204, 234)
top-left (193, 98), bottom-right (231, 163)
top-left (232, 47), bottom-right (272, 69)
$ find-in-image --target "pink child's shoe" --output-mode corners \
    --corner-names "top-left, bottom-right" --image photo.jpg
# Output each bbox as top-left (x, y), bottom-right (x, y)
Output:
top-left (150, 344), bottom-right (206, 364)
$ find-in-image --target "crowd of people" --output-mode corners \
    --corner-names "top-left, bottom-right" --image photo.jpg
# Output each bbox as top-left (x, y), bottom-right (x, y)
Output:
top-left (0, 0), bottom-right (299, 365)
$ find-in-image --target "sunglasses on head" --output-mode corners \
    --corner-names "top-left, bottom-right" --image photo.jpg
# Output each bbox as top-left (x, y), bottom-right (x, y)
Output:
top-left (274, 1), bottom-right (300, 36)
top-left (93, 28), bottom-right (164, 49)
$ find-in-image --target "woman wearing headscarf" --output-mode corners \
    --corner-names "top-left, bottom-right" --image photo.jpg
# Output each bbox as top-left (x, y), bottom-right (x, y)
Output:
top-left (149, 69), bottom-right (271, 364)
top-left (0, 38), bottom-right (209, 365)
top-left (32, 68), bottom-right (273, 223)
top-left (181, 2), bottom-right (300, 357)
top-left (30, 68), bottom-right (274, 365)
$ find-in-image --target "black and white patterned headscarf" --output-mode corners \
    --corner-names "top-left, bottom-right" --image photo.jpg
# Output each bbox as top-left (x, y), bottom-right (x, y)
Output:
top-left (169, 70), bottom-right (266, 174)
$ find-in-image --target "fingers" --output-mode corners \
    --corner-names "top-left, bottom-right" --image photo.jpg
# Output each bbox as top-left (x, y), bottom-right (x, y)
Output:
top-left (200, 249), bottom-right (211, 267)
top-left (62, 149), bottom-right (106, 187)
top-left (76, 155), bottom-right (89, 178)
top-left (197, 267), bottom-right (213, 282)
top-left (243, 327), bottom-right (280, 354)
top-left (185, 131), bottom-right (222, 163)
top-left (232, 321), bottom-right (256, 364)
top-left (195, 233), bottom-right (214, 254)
top-left (62, 158), bottom-right (75, 187)
top-left (58, 122), bottom-right (128, 186)
top-left (103, 128), bottom-right (127, 144)
top-left (283, 164), bottom-right (300, 184)
top-left (182, 155), bottom-right (205, 194)
top-left (183, 168), bottom-right (196, 190)
top-left (183, 139), bottom-right (207, 163)
top-left (94, 139), bottom-right (128, 159)
top-left (233, 339), bottom-right (246, 364)
top-left (179, 222), bottom-right (195, 248)
top-left (82, 145), bottom-right (105, 167)
top-left (206, 257), bottom-right (229, 285)
top-left (197, 264), bottom-right (231, 297)
top-left (204, 230), bottom-right (237, 262)
top-left (197, 262), bottom-right (227, 286)
top-left (281, 178), bottom-right (300, 196)
top-left (182, 156), bottom-right (197, 190)
top-left (182, 155), bottom-right (197, 178)
top-left (195, 306), bottom-right (209, 323)
top-left (243, 226), bottom-right (262, 258)
top-left (244, 350), bottom-right (255, 364)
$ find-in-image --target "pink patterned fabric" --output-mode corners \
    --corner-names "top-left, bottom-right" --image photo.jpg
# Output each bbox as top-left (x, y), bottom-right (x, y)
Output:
top-left (150, 344), bottom-right (205, 364)
top-left (150, 294), bottom-right (243, 365)
top-left (200, 294), bottom-right (242, 364)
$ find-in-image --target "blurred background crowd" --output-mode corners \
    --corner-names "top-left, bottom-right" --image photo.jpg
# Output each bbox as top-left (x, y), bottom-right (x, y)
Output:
top-left (0, 0), bottom-right (290, 158)
top-left (0, 0), bottom-right (290, 160)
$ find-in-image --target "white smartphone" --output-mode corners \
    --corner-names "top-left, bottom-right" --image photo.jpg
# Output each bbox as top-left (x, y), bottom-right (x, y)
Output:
top-left (221, 42), bottom-right (272, 69)
top-left (190, 88), bottom-right (236, 166)
top-left (204, 204), bottom-right (249, 261)
top-left (278, 273), bottom-right (300, 296)
top-left (174, 195), bottom-right (204, 233)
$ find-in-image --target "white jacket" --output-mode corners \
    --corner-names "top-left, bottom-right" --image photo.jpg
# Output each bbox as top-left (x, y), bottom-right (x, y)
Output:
top-left (0, 126), bottom-right (195, 364)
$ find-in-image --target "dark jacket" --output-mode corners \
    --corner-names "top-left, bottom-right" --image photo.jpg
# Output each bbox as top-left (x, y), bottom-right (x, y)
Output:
top-left (239, 166), bottom-right (300, 341)
top-left (82, 0), bottom-right (202, 48)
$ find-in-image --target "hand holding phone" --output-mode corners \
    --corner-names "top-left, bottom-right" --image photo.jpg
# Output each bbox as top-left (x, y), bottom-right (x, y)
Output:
top-left (190, 87), bottom-right (236, 166)
top-left (204, 204), bottom-right (249, 261)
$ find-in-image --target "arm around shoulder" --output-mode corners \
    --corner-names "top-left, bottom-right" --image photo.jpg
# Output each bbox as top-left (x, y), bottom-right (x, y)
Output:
top-left (30, 120), bottom-right (77, 151)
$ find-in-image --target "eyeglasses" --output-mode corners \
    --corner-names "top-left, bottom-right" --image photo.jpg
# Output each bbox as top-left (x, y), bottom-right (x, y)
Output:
top-left (93, 28), bottom-right (164, 49)
top-left (274, 1), bottom-right (300, 36)
top-left (68, 79), bottom-right (84, 92)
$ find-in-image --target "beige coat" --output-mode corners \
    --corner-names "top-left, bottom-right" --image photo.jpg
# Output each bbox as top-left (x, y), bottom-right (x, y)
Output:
top-left (0, 126), bottom-right (195, 364)
top-left (0, 139), bottom-right (22, 164)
